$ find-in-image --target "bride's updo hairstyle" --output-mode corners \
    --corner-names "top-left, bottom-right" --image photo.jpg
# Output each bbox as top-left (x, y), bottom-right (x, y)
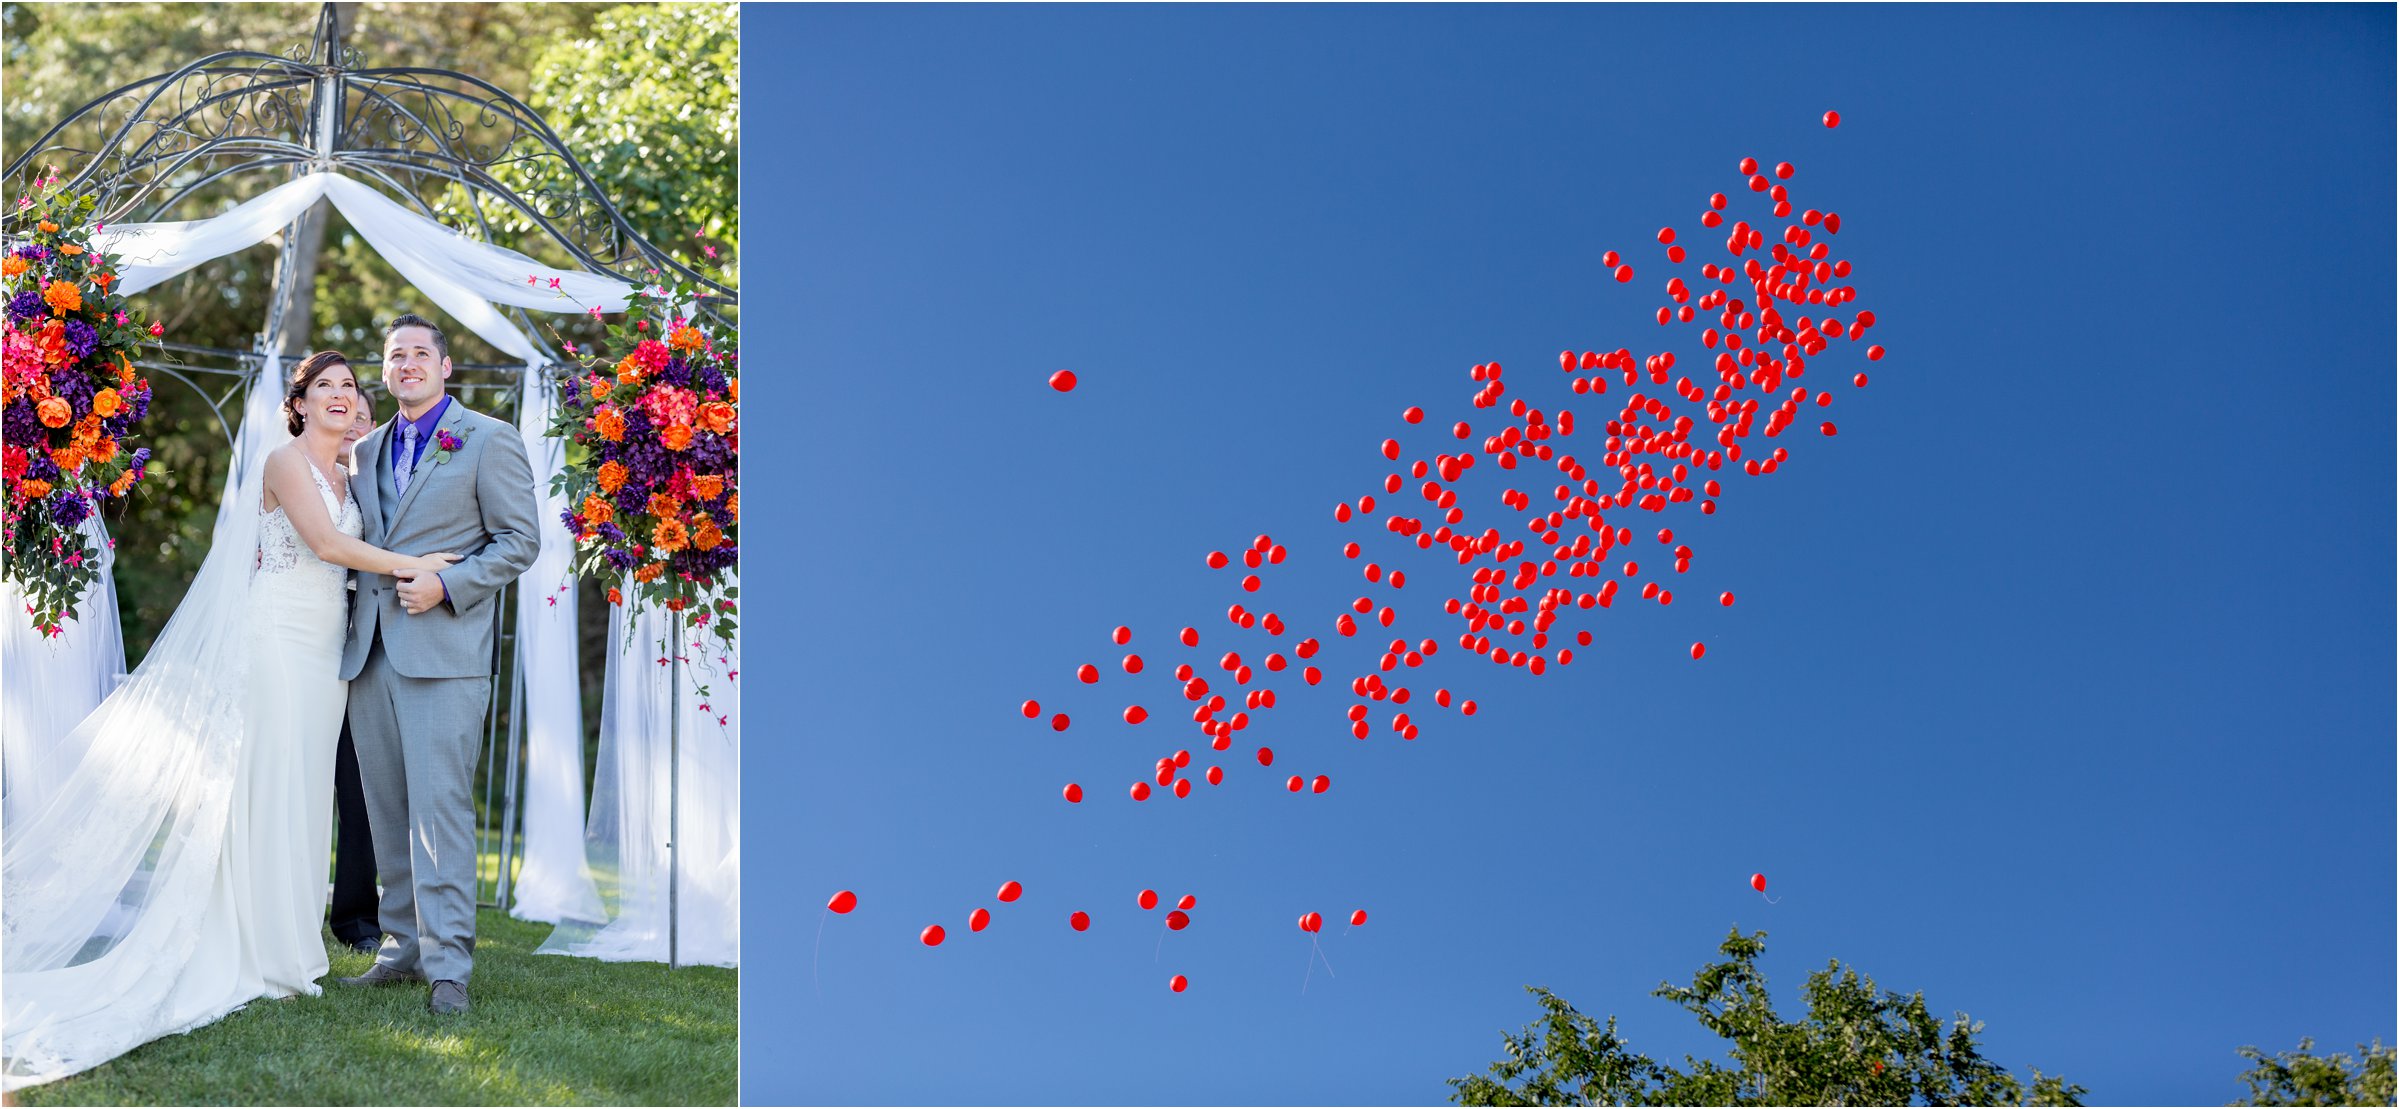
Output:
top-left (283, 350), bottom-right (352, 436)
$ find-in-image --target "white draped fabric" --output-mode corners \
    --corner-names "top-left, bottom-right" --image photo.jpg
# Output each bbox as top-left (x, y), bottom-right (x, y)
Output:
top-left (537, 599), bottom-right (739, 968)
top-left (506, 371), bottom-right (604, 925)
top-left (0, 515), bottom-right (126, 832)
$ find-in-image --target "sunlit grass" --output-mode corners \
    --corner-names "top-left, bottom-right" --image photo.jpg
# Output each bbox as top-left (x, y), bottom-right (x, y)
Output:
top-left (15, 908), bottom-right (735, 1106)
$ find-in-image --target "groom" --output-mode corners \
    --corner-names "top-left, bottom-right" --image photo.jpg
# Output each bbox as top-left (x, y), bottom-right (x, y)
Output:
top-left (336, 314), bottom-right (541, 1014)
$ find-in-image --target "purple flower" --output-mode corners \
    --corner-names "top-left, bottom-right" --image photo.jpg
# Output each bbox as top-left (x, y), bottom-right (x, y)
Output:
top-left (49, 491), bottom-right (87, 529)
top-left (4, 401), bottom-right (45, 444)
top-left (61, 318), bottom-right (97, 361)
top-left (8, 245), bottom-right (41, 261)
top-left (6, 290), bottom-right (43, 323)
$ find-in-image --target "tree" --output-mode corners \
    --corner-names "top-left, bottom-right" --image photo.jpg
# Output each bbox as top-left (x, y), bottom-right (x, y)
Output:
top-left (1449, 929), bottom-right (2084, 1107)
top-left (2231, 1039), bottom-right (2395, 1107)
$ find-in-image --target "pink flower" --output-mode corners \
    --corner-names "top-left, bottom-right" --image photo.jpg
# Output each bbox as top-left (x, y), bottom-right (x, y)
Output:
top-left (562, 341), bottom-right (578, 355)
top-left (114, 312), bottom-right (128, 325)
top-left (528, 274), bottom-right (539, 284)
top-left (703, 245), bottom-right (718, 259)
top-left (149, 322), bottom-right (163, 336)
top-left (589, 306), bottom-right (605, 321)
top-left (549, 277), bottom-right (562, 289)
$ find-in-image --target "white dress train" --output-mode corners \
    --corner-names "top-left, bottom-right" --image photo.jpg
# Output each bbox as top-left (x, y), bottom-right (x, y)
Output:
top-left (1, 463), bottom-right (359, 1090)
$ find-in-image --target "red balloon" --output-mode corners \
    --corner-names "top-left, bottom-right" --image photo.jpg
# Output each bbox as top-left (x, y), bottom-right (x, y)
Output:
top-left (921, 924), bottom-right (945, 946)
top-left (1139, 888), bottom-right (1159, 910)
top-left (1048, 369), bottom-right (1077, 392)
top-left (1123, 705), bottom-right (1148, 724)
top-left (1130, 781), bottom-right (1151, 801)
top-left (1738, 156), bottom-right (1758, 175)
top-left (1719, 592), bottom-right (1735, 607)
top-left (969, 907), bottom-right (991, 932)
top-left (1751, 873), bottom-right (1768, 892)
top-left (1077, 664), bottom-right (1098, 684)
top-left (1257, 746), bottom-right (1274, 766)
top-left (1063, 782), bottom-right (1083, 803)
top-left (1170, 974), bottom-right (1188, 993)
top-left (1172, 778), bottom-right (1191, 798)
top-left (1867, 344), bottom-right (1885, 361)
top-left (1286, 775), bottom-right (1303, 792)
top-left (1205, 765), bottom-right (1223, 785)
top-left (1112, 625), bottom-right (1131, 645)
top-left (1166, 910), bottom-right (1190, 931)
top-left (1020, 699), bottom-right (1039, 719)
top-left (827, 890), bottom-right (857, 914)
top-left (998, 881), bottom-right (1023, 903)
top-left (1774, 161), bottom-right (1794, 180)
top-left (1350, 909), bottom-right (1368, 927)
top-left (1178, 894), bottom-right (1197, 910)
top-left (1691, 642), bottom-right (1707, 660)
top-left (1050, 713), bottom-right (1070, 732)
top-left (1180, 626), bottom-right (1199, 647)
top-left (1821, 422), bottom-right (1837, 436)
top-left (1311, 775), bottom-right (1330, 794)
top-left (1206, 550), bottom-right (1228, 569)
top-left (1823, 110), bottom-right (1841, 128)
top-left (1123, 653), bottom-right (1144, 674)
top-left (1303, 911), bottom-right (1323, 933)
top-left (1070, 911), bottom-right (1090, 931)
top-left (1403, 406), bottom-right (1424, 424)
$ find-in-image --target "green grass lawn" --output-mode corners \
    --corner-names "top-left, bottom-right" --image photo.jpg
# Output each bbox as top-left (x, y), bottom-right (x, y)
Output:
top-left (15, 910), bottom-right (736, 1106)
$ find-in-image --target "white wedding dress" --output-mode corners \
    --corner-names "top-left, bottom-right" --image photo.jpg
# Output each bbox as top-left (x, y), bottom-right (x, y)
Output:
top-left (2, 461), bottom-right (359, 1091)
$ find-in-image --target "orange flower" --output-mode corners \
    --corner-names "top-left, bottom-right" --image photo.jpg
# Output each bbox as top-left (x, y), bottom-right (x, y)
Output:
top-left (36, 319), bottom-right (69, 365)
top-left (42, 280), bottom-right (80, 315)
top-left (666, 597), bottom-right (689, 613)
top-left (585, 374), bottom-right (614, 402)
top-left (89, 437), bottom-right (117, 464)
top-left (115, 352), bottom-right (138, 386)
top-left (91, 388), bottom-right (121, 418)
top-left (19, 479), bottom-right (52, 499)
top-left (1, 256), bottom-right (25, 278)
top-left (725, 492), bottom-right (738, 522)
top-left (668, 325), bottom-right (706, 353)
top-left (634, 561), bottom-right (665, 584)
top-left (581, 493), bottom-right (615, 525)
top-left (693, 517), bottom-right (723, 552)
top-left (592, 405), bottom-right (626, 442)
top-left (652, 518), bottom-right (690, 553)
top-left (616, 355), bottom-right (645, 385)
top-left (50, 446), bottom-right (84, 473)
top-left (692, 474), bottom-right (725, 501)
top-left (58, 244), bottom-right (83, 257)
top-left (728, 378), bottom-right (738, 401)
top-left (699, 401), bottom-right (735, 435)
top-left (647, 491), bottom-right (681, 519)
top-left (109, 471), bottom-right (135, 496)
top-left (660, 424), bottom-right (693, 451)
top-left (91, 272), bottom-right (113, 290)
top-left (597, 459), bottom-right (630, 493)
top-left (36, 397), bottom-right (71, 428)
top-left (607, 587), bottom-right (623, 605)
top-left (36, 220), bottom-right (56, 233)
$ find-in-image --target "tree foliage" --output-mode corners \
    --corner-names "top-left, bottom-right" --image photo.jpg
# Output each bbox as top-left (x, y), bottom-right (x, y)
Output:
top-left (1449, 929), bottom-right (2084, 1107)
top-left (2231, 1039), bottom-right (2395, 1107)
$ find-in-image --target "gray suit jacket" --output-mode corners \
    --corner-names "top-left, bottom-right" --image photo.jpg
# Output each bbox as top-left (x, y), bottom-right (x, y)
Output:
top-left (340, 398), bottom-right (543, 681)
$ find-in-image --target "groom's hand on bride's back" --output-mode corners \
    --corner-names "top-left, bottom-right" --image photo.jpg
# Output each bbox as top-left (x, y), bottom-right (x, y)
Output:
top-left (392, 553), bottom-right (462, 615)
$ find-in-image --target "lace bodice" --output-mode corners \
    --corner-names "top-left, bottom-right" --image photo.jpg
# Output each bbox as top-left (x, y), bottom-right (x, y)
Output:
top-left (253, 460), bottom-right (361, 609)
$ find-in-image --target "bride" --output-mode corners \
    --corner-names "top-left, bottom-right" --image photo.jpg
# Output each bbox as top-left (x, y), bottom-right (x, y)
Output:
top-left (2, 351), bottom-right (456, 1091)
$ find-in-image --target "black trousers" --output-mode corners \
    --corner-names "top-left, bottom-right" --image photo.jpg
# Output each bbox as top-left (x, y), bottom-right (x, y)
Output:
top-left (328, 719), bottom-right (381, 946)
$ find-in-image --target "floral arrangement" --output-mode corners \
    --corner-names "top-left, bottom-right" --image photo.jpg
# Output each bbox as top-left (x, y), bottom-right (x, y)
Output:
top-left (546, 267), bottom-right (737, 646)
top-left (2, 172), bottom-right (161, 636)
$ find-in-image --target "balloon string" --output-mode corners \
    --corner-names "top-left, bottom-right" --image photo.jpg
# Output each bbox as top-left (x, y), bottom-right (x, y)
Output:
top-left (1154, 919), bottom-right (1167, 963)
top-left (1760, 892), bottom-right (1781, 905)
top-left (1313, 935), bottom-right (1337, 978)
top-left (1301, 944), bottom-right (1316, 995)
top-left (813, 910), bottom-right (827, 996)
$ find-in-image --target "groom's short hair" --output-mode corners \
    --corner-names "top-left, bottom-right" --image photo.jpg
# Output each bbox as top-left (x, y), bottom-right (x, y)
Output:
top-left (383, 313), bottom-right (449, 363)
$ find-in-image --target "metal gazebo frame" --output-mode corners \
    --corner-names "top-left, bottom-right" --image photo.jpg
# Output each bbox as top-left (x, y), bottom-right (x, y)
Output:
top-left (6, 3), bottom-right (732, 965)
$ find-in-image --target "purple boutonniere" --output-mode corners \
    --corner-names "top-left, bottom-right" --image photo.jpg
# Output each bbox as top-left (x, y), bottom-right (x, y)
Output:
top-left (434, 427), bottom-right (467, 465)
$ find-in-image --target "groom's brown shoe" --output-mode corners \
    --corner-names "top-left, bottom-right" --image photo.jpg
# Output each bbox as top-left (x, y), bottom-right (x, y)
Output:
top-left (428, 980), bottom-right (469, 1015)
top-left (335, 962), bottom-right (425, 988)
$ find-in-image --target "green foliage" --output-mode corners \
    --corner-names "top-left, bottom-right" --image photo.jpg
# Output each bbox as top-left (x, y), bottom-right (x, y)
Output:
top-left (2231, 1039), bottom-right (2396, 1107)
top-left (496, 2), bottom-right (739, 269)
top-left (1449, 929), bottom-right (2084, 1107)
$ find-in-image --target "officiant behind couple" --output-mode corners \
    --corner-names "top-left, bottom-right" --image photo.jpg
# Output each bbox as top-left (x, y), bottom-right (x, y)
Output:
top-left (2, 314), bottom-right (542, 1092)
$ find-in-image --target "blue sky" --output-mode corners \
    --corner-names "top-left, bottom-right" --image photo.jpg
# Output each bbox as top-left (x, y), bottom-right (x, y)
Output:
top-left (744, 5), bottom-right (2394, 1104)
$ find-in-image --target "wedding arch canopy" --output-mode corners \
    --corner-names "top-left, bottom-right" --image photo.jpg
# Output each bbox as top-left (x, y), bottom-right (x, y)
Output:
top-left (3, 4), bottom-right (738, 968)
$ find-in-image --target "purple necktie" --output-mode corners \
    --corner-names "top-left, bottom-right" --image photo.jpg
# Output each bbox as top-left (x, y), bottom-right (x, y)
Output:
top-left (397, 423), bottom-right (420, 496)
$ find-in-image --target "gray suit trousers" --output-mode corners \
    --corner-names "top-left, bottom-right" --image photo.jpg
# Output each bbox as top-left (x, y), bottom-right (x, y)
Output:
top-left (348, 640), bottom-right (491, 983)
